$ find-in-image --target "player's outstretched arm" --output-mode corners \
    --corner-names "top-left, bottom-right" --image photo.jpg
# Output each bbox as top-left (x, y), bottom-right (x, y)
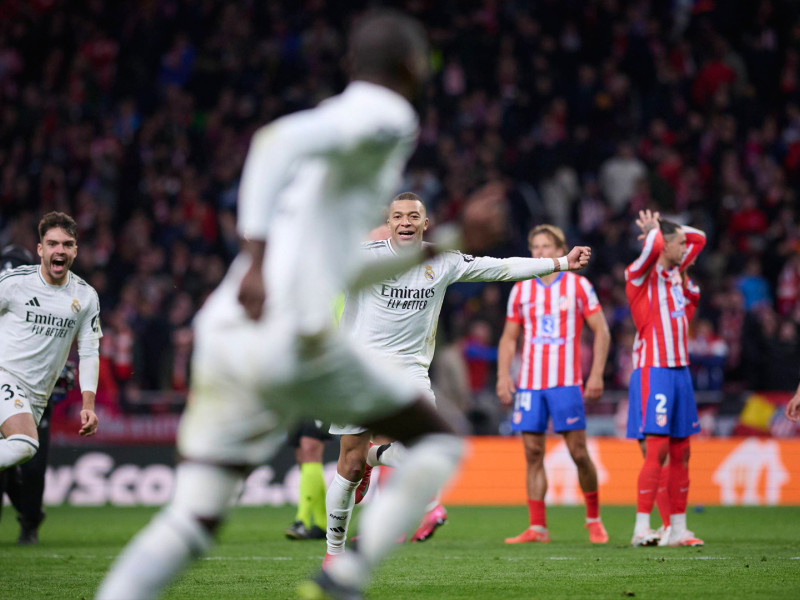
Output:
top-left (786, 384), bottom-right (800, 422)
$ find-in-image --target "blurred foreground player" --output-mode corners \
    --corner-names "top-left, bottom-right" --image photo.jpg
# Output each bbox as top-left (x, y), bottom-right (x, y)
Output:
top-left (0, 213), bottom-right (100, 476)
top-left (98, 11), bottom-right (475, 600)
top-left (498, 225), bottom-right (610, 545)
top-left (625, 210), bottom-right (706, 547)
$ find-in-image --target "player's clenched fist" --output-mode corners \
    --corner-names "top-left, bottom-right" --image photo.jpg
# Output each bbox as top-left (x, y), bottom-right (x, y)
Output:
top-left (566, 246), bottom-right (591, 271)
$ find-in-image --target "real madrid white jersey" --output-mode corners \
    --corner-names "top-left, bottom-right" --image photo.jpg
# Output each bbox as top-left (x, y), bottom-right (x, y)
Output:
top-left (340, 239), bottom-right (557, 371)
top-left (0, 265), bottom-right (102, 402)
top-left (198, 81), bottom-right (420, 337)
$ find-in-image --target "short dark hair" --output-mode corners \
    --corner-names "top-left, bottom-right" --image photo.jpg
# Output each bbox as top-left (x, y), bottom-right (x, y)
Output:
top-left (391, 191), bottom-right (423, 204)
top-left (659, 219), bottom-right (681, 237)
top-left (38, 212), bottom-right (78, 242)
top-left (348, 10), bottom-right (428, 81)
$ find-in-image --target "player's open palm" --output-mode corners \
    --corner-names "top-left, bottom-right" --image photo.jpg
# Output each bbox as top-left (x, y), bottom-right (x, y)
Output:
top-left (79, 409), bottom-right (98, 436)
top-left (566, 246), bottom-right (591, 271)
top-left (497, 375), bottom-right (516, 406)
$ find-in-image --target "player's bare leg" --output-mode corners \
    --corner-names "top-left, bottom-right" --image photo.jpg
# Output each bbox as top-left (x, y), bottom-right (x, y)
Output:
top-left (564, 429), bottom-right (607, 543)
top-left (96, 461), bottom-right (243, 599)
top-left (0, 413), bottom-right (39, 471)
top-left (505, 432), bottom-right (550, 543)
top-left (304, 398), bottom-right (464, 597)
top-left (325, 431), bottom-right (371, 561)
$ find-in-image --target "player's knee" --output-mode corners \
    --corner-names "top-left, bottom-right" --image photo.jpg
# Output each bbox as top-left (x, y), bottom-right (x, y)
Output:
top-left (570, 448), bottom-right (590, 467)
top-left (523, 444), bottom-right (545, 466)
top-left (3, 435), bottom-right (39, 467)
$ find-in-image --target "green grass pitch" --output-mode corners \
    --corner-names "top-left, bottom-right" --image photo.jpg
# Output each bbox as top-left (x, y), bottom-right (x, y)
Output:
top-left (1, 505), bottom-right (799, 599)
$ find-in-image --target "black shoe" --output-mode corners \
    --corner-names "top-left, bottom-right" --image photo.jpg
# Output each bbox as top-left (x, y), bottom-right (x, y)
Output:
top-left (285, 521), bottom-right (326, 540)
top-left (17, 527), bottom-right (38, 545)
top-left (297, 569), bottom-right (363, 600)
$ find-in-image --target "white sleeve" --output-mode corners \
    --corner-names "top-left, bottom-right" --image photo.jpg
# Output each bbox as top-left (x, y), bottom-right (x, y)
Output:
top-left (77, 293), bottom-right (103, 347)
top-left (237, 113), bottom-right (341, 241)
top-left (78, 350), bottom-right (99, 394)
top-left (448, 253), bottom-right (556, 283)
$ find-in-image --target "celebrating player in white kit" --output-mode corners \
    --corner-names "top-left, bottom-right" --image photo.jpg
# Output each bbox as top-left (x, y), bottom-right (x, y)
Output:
top-left (97, 11), bottom-right (507, 600)
top-left (0, 212), bottom-right (100, 472)
top-left (325, 194), bottom-right (593, 561)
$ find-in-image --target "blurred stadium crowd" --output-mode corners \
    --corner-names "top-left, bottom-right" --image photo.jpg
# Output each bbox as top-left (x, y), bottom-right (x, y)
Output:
top-left (1, 0), bottom-right (799, 421)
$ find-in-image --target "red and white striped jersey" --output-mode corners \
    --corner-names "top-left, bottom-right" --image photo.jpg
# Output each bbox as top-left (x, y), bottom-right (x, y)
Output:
top-left (625, 226), bottom-right (706, 368)
top-left (506, 272), bottom-right (601, 390)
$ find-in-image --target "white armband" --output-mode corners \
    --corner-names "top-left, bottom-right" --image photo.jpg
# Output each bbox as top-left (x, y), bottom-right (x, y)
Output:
top-left (557, 256), bottom-right (569, 272)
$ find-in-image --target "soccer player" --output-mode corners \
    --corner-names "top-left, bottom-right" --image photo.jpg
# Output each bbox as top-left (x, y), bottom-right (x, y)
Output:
top-left (97, 12), bottom-right (500, 600)
top-left (0, 245), bottom-right (78, 545)
top-left (324, 197), bottom-right (592, 561)
top-left (285, 421), bottom-right (331, 540)
top-left (625, 209), bottom-right (706, 547)
top-left (0, 213), bottom-right (100, 476)
top-left (497, 224), bottom-right (610, 545)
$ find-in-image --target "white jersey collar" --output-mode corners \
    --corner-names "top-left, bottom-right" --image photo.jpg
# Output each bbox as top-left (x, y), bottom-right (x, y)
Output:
top-left (38, 264), bottom-right (71, 288)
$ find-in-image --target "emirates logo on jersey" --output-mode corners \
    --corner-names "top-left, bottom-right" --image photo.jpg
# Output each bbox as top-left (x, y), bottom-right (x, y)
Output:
top-left (71, 299), bottom-right (81, 314)
top-left (424, 265), bottom-right (435, 281)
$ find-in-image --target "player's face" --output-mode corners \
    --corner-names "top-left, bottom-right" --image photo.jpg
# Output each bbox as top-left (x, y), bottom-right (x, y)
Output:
top-left (388, 199), bottom-right (428, 249)
top-left (529, 233), bottom-right (560, 259)
top-left (662, 229), bottom-right (687, 267)
top-left (38, 227), bottom-right (77, 285)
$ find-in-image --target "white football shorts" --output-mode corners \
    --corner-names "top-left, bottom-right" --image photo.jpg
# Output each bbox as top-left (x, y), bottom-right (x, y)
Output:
top-left (329, 364), bottom-right (436, 436)
top-left (0, 368), bottom-right (46, 431)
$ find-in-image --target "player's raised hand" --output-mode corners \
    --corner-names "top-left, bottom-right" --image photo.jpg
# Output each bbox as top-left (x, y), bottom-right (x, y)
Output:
top-left (635, 209), bottom-right (660, 240)
top-left (565, 246), bottom-right (591, 271)
top-left (79, 409), bottom-right (98, 436)
top-left (496, 374), bottom-right (517, 406)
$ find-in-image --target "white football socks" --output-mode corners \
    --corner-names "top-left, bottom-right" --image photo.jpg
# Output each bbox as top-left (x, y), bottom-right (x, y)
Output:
top-left (366, 442), bottom-right (407, 468)
top-left (635, 512), bottom-right (651, 533)
top-left (327, 433), bottom-right (464, 590)
top-left (325, 473), bottom-right (359, 555)
top-left (96, 463), bottom-right (240, 600)
top-left (0, 434), bottom-right (38, 470)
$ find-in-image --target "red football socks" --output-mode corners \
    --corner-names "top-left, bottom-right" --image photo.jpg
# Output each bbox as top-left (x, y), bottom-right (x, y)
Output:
top-left (528, 499), bottom-right (547, 528)
top-left (584, 490), bottom-right (600, 520)
top-left (637, 436), bottom-right (669, 514)
top-left (668, 437), bottom-right (691, 515)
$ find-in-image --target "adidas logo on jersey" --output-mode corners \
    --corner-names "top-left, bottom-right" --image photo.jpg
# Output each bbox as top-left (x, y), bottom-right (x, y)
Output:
top-left (25, 297), bottom-right (41, 307)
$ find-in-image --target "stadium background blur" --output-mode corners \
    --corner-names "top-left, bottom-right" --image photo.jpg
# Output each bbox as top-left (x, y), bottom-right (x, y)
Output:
top-left (1, 0), bottom-right (799, 447)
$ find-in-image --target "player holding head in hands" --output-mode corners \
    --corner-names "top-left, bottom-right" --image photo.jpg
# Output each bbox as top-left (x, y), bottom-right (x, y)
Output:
top-left (498, 225), bottom-right (610, 545)
top-left (324, 197), bottom-right (592, 562)
top-left (99, 11), bottom-right (480, 600)
top-left (0, 213), bottom-right (100, 476)
top-left (625, 209), bottom-right (707, 547)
